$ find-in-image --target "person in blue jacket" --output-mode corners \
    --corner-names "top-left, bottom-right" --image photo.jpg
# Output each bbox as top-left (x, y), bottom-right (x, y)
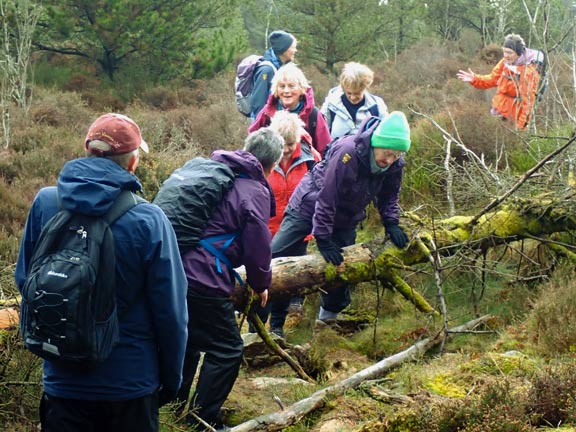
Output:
top-left (250, 30), bottom-right (297, 121)
top-left (271, 111), bottom-right (411, 326)
top-left (14, 113), bottom-right (188, 432)
top-left (175, 128), bottom-right (283, 430)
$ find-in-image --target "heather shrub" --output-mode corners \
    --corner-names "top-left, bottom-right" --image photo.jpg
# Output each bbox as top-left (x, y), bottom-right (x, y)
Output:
top-left (526, 266), bottom-right (576, 355)
top-left (526, 364), bottom-right (576, 427)
top-left (139, 86), bottom-right (180, 110)
top-left (28, 88), bottom-right (92, 130)
top-left (0, 329), bottom-right (43, 430)
top-left (80, 90), bottom-right (127, 112)
top-left (385, 377), bottom-right (532, 432)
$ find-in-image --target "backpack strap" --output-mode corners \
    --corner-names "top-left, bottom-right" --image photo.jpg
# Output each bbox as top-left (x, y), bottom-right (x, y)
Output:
top-left (368, 104), bottom-right (380, 118)
top-left (104, 191), bottom-right (147, 225)
top-left (102, 191), bottom-right (148, 317)
top-left (199, 233), bottom-right (245, 286)
top-left (307, 107), bottom-right (319, 140)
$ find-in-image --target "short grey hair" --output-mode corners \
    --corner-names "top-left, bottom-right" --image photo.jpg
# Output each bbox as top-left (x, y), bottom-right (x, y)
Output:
top-left (268, 110), bottom-right (305, 144)
top-left (86, 139), bottom-right (138, 169)
top-left (243, 128), bottom-right (284, 171)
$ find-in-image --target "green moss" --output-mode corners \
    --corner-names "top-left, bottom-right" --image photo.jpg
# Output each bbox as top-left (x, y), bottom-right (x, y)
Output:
top-left (460, 352), bottom-right (538, 377)
top-left (424, 372), bottom-right (468, 398)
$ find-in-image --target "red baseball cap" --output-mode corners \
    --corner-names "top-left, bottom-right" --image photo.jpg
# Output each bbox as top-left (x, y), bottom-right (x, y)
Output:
top-left (85, 113), bottom-right (149, 155)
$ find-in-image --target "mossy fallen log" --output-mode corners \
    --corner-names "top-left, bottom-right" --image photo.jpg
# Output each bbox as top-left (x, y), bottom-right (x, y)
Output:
top-left (233, 197), bottom-right (576, 315)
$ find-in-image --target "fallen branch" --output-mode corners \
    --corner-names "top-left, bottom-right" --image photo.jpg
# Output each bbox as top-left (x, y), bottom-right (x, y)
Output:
top-left (229, 315), bottom-right (492, 432)
top-left (247, 313), bottom-right (315, 383)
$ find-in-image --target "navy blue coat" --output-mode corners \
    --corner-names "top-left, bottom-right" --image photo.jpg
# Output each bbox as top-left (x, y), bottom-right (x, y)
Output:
top-left (15, 157), bottom-right (188, 400)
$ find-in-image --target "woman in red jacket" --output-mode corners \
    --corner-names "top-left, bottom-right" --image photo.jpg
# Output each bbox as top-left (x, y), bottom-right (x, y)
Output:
top-left (268, 111), bottom-right (321, 236)
top-left (251, 110), bottom-right (321, 337)
top-left (457, 33), bottom-right (541, 130)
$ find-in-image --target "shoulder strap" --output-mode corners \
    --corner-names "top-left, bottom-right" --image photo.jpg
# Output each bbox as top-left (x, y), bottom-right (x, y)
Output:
top-left (368, 104), bottom-right (380, 118)
top-left (199, 233), bottom-right (244, 286)
top-left (327, 109), bottom-right (335, 133)
top-left (308, 107), bottom-right (319, 140)
top-left (258, 59), bottom-right (277, 72)
top-left (104, 191), bottom-right (147, 225)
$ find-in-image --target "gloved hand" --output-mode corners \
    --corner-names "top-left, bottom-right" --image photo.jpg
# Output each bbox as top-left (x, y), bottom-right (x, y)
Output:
top-left (384, 223), bottom-right (409, 248)
top-left (315, 237), bottom-right (344, 265)
top-left (158, 386), bottom-right (177, 408)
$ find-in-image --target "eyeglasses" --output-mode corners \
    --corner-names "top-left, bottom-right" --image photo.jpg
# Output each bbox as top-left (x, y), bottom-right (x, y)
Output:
top-left (380, 151), bottom-right (403, 160)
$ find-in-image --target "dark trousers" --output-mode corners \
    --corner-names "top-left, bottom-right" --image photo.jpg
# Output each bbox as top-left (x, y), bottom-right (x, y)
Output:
top-left (250, 207), bottom-right (312, 331)
top-left (320, 228), bottom-right (356, 313)
top-left (176, 293), bottom-right (243, 427)
top-left (40, 392), bottom-right (159, 432)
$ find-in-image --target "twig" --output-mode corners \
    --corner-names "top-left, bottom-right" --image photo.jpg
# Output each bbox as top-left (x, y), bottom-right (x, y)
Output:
top-left (272, 395), bottom-right (285, 410)
top-left (410, 108), bottom-right (501, 185)
top-left (188, 411), bottom-right (217, 432)
top-left (0, 381), bottom-right (42, 387)
top-left (470, 133), bottom-right (576, 225)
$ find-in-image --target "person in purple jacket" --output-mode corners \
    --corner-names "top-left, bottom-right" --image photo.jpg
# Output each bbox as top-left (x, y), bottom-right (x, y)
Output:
top-left (14, 113), bottom-right (188, 432)
top-left (271, 111), bottom-right (411, 327)
top-left (175, 128), bottom-right (283, 430)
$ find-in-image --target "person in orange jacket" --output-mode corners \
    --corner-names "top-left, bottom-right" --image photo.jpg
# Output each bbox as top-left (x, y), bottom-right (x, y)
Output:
top-left (457, 33), bottom-right (542, 130)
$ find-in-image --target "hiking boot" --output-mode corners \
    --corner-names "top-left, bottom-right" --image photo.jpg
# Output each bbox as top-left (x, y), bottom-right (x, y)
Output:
top-left (288, 302), bottom-right (303, 314)
top-left (313, 318), bottom-right (341, 334)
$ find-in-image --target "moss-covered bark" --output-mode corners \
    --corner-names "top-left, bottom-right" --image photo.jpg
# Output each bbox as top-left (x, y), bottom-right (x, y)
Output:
top-left (232, 198), bottom-right (576, 316)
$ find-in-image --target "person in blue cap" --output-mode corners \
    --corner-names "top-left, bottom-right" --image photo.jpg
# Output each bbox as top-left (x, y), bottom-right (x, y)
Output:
top-left (250, 30), bottom-right (297, 121)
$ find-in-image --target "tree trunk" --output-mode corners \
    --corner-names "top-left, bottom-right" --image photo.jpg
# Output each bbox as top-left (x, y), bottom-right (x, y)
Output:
top-left (232, 197), bottom-right (576, 313)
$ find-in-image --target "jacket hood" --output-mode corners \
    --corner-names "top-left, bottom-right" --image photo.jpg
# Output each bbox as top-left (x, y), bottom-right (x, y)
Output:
top-left (325, 86), bottom-right (383, 111)
top-left (211, 150), bottom-right (276, 216)
top-left (211, 150), bottom-right (267, 184)
top-left (57, 157), bottom-right (143, 216)
top-left (263, 48), bottom-right (282, 68)
top-left (516, 47), bottom-right (544, 66)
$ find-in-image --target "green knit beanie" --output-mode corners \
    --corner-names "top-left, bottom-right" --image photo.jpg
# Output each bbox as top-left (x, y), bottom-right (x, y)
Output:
top-left (370, 111), bottom-right (411, 152)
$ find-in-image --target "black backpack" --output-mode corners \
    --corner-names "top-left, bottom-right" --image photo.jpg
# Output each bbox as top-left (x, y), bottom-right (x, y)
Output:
top-left (153, 157), bottom-right (236, 253)
top-left (20, 191), bottom-right (145, 368)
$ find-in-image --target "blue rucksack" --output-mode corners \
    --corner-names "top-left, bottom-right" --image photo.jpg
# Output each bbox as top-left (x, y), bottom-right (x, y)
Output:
top-left (20, 191), bottom-right (145, 368)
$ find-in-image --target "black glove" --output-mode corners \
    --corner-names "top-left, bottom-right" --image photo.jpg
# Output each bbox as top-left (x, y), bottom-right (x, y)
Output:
top-left (316, 237), bottom-right (344, 265)
top-left (158, 386), bottom-right (177, 408)
top-left (384, 223), bottom-right (409, 248)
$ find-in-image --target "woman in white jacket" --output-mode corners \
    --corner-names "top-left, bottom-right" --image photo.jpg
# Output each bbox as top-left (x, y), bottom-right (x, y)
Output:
top-left (321, 62), bottom-right (389, 139)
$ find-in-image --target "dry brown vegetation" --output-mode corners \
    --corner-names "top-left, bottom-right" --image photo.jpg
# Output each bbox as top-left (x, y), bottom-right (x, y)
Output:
top-left (1, 39), bottom-right (576, 431)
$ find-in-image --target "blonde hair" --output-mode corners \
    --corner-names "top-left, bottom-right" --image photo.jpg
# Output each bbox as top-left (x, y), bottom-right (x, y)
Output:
top-left (86, 140), bottom-right (137, 168)
top-left (271, 63), bottom-right (311, 97)
top-left (269, 111), bottom-right (305, 144)
top-left (339, 62), bottom-right (374, 92)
